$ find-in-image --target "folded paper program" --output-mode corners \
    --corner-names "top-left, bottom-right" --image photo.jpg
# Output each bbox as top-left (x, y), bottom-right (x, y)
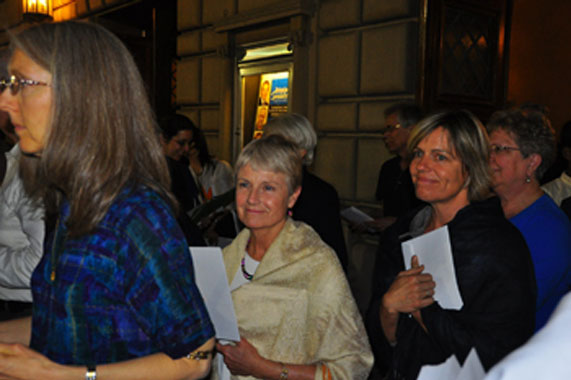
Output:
top-left (402, 225), bottom-right (464, 310)
top-left (417, 348), bottom-right (485, 380)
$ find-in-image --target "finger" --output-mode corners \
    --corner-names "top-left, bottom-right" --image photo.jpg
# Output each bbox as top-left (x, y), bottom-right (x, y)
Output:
top-left (419, 288), bottom-right (434, 298)
top-left (398, 265), bottom-right (425, 277)
top-left (411, 255), bottom-right (420, 268)
top-left (418, 296), bottom-right (436, 308)
top-left (216, 343), bottom-right (229, 355)
top-left (415, 273), bottom-right (434, 283)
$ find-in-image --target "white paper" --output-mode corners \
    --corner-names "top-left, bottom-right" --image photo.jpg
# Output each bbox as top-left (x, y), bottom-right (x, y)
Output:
top-left (417, 354), bottom-right (461, 380)
top-left (341, 206), bottom-right (374, 224)
top-left (189, 247), bottom-right (240, 342)
top-left (457, 348), bottom-right (486, 380)
top-left (402, 225), bottom-right (463, 310)
top-left (417, 348), bottom-right (485, 380)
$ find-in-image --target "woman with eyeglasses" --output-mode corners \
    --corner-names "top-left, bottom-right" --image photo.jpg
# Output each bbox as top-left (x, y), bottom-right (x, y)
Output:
top-left (487, 108), bottom-right (571, 331)
top-left (0, 21), bottom-right (215, 379)
top-left (366, 110), bottom-right (536, 380)
top-left (159, 113), bottom-right (207, 246)
top-left (160, 113), bottom-right (203, 213)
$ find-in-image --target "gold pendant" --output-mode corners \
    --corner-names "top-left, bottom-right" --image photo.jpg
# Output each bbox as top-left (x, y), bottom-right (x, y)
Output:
top-left (50, 270), bottom-right (55, 282)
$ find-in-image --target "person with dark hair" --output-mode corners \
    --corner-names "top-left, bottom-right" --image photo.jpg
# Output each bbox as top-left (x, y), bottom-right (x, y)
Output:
top-left (185, 122), bottom-right (233, 202)
top-left (542, 120), bottom-right (571, 205)
top-left (159, 113), bottom-right (202, 211)
top-left (0, 21), bottom-right (214, 378)
top-left (487, 108), bottom-right (571, 331)
top-left (372, 103), bottom-right (424, 232)
top-left (366, 110), bottom-right (535, 380)
top-left (182, 121), bottom-right (235, 245)
top-left (264, 113), bottom-right (348, 270)
top-left (159, 113), bottom-right (206, 246)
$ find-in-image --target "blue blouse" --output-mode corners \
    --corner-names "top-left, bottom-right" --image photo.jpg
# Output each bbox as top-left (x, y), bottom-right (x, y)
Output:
top-left (30, 186), bottom-right (214, 365)
top-left (510, 194), bottom-right (571, 331)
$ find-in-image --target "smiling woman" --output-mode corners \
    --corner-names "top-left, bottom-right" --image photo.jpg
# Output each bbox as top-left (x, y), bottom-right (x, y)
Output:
top-left (409, 126), bottom-right (468, 213)
top-left (215, 135), bottom-right (373, 380)
top-left (487, 109), bottom-right (571, 331)
top-left (366, 110), bottom-right (536, 380)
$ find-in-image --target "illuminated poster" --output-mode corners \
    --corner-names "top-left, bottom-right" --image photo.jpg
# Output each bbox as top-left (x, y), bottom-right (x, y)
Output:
top-left (253, 71), bottom-right (289, 138)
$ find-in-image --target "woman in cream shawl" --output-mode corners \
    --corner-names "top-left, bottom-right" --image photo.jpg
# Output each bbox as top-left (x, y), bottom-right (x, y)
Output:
top-left (215, 135), bottom-right (373, 379)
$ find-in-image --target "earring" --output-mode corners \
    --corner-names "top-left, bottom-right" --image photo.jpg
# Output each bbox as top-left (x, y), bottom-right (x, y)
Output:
top-left (287, 209), bottom-right (293, 217)
top-left (525, 176), bottom-right (531, 183)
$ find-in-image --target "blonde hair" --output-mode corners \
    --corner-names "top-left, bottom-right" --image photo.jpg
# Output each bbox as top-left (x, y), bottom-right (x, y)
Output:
top-left (235, 135), bottom-right (302, 195)
top-left (408, 110), bottom-right (492, 202)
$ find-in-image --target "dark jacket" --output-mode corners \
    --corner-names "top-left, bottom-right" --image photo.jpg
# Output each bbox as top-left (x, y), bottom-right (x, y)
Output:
top-left (375, 156), bottom-right (423, 218)
top-left (366, 197), bottom-right (536, 380)
top-left (291, 168), bottom-right (348, 270)
top-left (165, 157), bottom-right (205, 246)
top-left (166, 156), bottom-right (201, 213)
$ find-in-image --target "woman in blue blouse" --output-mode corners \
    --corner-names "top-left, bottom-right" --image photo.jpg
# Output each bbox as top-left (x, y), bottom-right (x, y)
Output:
top-left (487, 108), bottom-right (571, 331)
top-left (0, 21), bottom-right (214, 379)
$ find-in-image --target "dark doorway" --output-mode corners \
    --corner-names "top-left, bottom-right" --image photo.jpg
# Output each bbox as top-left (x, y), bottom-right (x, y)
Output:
top-left (94, 0), bottom-right (177, 119)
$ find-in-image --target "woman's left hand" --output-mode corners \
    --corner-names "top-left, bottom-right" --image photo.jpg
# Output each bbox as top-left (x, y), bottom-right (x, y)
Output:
top-left (0, 343), bottom-right (62, 380)
top-left (216, 338), bottom-right (266, 377)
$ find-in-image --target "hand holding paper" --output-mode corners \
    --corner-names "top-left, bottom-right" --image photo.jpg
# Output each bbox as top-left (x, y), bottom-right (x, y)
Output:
top-left (189, 247), bottom-right (240, 342)
top-left (383, 255), bottom-right (436, 314)
top-left (401, 225), bottom-right (464, 310)
top-left (417, 348), bottom-right (485, 380)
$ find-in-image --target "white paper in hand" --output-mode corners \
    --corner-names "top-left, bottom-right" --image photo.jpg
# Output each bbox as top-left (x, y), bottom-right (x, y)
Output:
top-left (402, 225), bottom-right (463, 310)
top-left (457, 348), bottom-right (486, 380)
top-left (189, 247), bottom-right (240, 342)
top-left (416, 348), bottom-right (485, 380)
top-left (417, 354), bottom-right (462, 380)
top-left (341, 206), bottom-right (374, 224)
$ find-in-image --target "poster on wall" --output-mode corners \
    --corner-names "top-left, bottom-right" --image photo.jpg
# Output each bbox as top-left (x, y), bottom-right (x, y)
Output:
top-left (253, 71), bottom-right (289, 138)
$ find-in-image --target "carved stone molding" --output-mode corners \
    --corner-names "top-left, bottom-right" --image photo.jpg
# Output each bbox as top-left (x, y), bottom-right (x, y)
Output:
top-left (288, 28), bottom-right (313, 48)
top-left (213, 0), bottom-right (315, 33)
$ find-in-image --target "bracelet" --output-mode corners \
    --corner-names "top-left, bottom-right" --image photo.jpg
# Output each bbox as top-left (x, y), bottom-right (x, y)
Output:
top-left (85, 365), bottom-right (96, 380)
top-left (187, 349), bottom-right (213, 360)
top-left (322, 364), bottom-right (332, 380)
top-left (279, 362), bottom-right (288, 380)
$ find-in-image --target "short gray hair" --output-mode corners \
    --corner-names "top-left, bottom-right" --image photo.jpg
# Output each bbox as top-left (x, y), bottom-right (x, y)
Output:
top-left (235, 135), bottom-right (302, 195)
top-left (408, 109), bottom-right (492, 202)
top-left (263, 113), bottom-right (317, 165)
top-left (487, 109), bottom-right (556, 181)
top-left (385, 103), bottom-right (423, 129)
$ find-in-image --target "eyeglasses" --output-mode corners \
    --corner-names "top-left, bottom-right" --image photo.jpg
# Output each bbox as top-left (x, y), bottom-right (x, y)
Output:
top-left (383, 123), bottom-right (402, 133)
top-left (0, 75), bottom-right (49, 96)
top-left (490, 144), bottom-right (521, 154)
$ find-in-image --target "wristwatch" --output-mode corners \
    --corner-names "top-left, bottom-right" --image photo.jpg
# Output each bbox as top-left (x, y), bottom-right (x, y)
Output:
top-left (85, 365), bottom-right (96, 380)
top-left (279, 363), bottom-right (288, 380)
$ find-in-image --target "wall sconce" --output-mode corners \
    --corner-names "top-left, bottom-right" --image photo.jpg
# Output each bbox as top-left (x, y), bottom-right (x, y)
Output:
top-left (22, 0), bottom-right (53, 22)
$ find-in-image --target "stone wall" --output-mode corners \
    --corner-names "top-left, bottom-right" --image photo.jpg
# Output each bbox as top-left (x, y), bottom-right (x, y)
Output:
top-left (176, 0), bottom-right (422, 205)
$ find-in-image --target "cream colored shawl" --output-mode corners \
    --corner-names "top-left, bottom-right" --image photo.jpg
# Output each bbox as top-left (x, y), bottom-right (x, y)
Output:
top-left (216, 219), bottom-right (373, 380)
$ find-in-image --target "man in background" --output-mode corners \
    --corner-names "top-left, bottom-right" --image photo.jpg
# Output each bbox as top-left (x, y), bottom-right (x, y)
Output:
top-left (371, 103), bottom-right (423, 232)
top-left (542, 121), bottom-right (571, 206)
